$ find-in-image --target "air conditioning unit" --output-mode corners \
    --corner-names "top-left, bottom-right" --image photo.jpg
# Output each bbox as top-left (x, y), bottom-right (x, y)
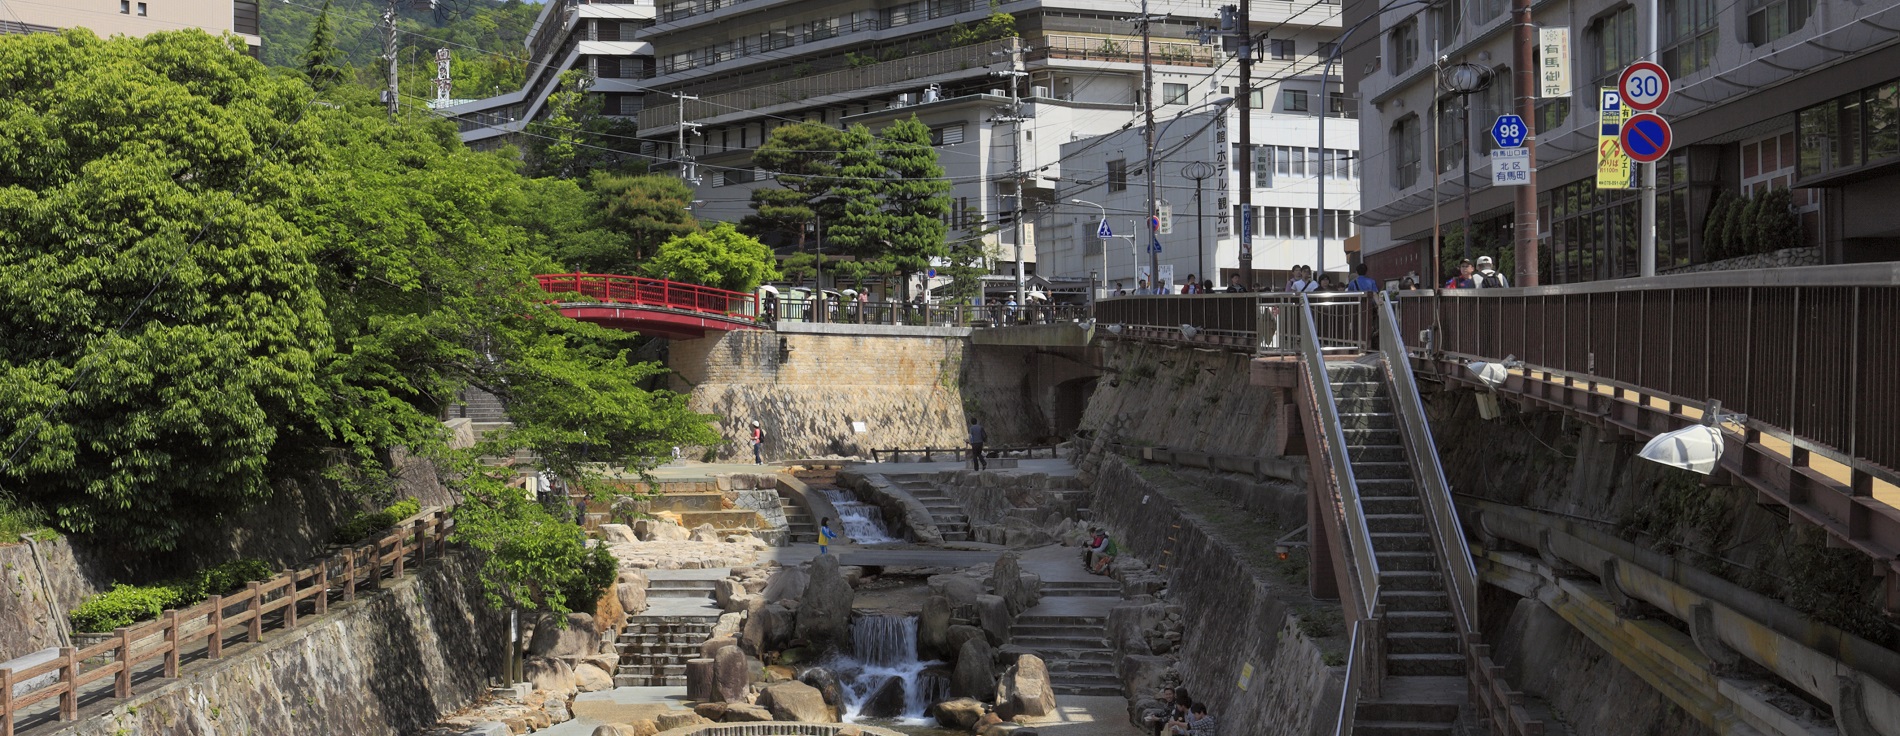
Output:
top-left (893, 93), bottom-right (916, 107)
top-left (922, 84), bottom-right (942, 103)
top-left (989, 89), bottom-right (1006, 97)
top-left (1030, 85), bottom-right (1050, 98)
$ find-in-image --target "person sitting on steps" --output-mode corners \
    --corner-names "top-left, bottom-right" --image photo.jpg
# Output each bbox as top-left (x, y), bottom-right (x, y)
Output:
top-left (1086, 528), bottom-right (1118, 575)
top-left (1142, 687), bottom-right (1190, 736)
top-left (1166, 702), bottom-right (1217, 736)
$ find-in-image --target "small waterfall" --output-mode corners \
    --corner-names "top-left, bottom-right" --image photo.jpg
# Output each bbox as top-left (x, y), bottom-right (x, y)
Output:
top-left (819, 488), bottom-right (897, 543)
top-left (830, 615), bottom-right (946, 724)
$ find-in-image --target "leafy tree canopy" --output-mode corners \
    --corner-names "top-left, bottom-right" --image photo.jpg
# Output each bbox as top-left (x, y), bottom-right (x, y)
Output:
top-left (260, 0), bottom-right (537, 101)
top-left (642, 223), bottom-right (782, 293)
top-left (584, 172), bottom-right (701, 270)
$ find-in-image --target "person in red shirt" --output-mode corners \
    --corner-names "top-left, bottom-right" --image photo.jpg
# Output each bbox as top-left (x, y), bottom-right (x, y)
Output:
top-left (1445, 259), bottom-right (1475, 289)
top-left (750, 420), bottom-right (766, 465)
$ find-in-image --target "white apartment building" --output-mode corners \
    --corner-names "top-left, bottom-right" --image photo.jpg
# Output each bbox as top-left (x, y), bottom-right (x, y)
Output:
top-left (1, 0), bottom-right (262, 54)
top-left (444, 0), bottom-right (657, 145)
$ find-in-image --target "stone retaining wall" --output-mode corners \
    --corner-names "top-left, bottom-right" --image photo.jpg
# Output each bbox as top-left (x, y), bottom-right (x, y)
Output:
top-left (1079, 340), bottom-right (1288, 457)
top-left (1661, 246), bottom-right (1821, 275)
top-left (0, 536), bottom-right (100, 661)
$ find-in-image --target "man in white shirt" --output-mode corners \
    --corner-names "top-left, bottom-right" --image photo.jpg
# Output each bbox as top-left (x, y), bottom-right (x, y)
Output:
top-left (1473, 256), bottom-right (1510, 288)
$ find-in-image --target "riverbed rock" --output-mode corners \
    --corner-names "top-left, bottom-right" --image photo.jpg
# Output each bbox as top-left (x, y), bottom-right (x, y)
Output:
top-left (859, 675), bottom-right (908, 718)
top-left (920, 594), bottom-right (954, 660)
top-left (1118, 654), bottom-right (1172, 701)
top-left (993, 655), bottom-right (1057, 720)
top-left (589, 724), bottom-right (647, 736)
top-left (1108, 601), bottom-right (1165, 655)
top-left (760, 680), bottom-right (831, 722)
top-left (947, 624), bottom-right (987, 655)
top-left (686, 658), bottom-right (716, 701)
top-left (524, 657), bottom-right (577, 697)
top-left (714, 646), bottom-right (750, 702)
top-left (795, 555), bottom-right (853, 650)
top-left (722, 703), bottom-right (774, 722)
top-left (929, 573), bottom-right (987, 607)
top-left (798, 666), bottom-right (844, 706)
top-left (932, 698), bottom-right (988, 730)
top-left (743, 603), bottom-right (796, 656)
top-left (694, 702), bottom-right (729, 721)
top-left (991, 552), bottom-right (1040, 615)
top-left (764, 566), bottom-right (810, 602)
top-left (952, 637), bottom-right (996, 698)
top-left (599, 523), bottom-right (639, 544)
top-left (975, 595), bottom-right (1011, 646)
top-left (529, 614), bottom-right (601, 658)
top-left (658, 712), bottom-right (710, 730)
top-left (636, 518), bottom-right (690, 542)
top-left (690, 523), bottom-right (722, 542)
top-left (715, 578), bottom-right (745, 609)
top-left (574, 660), bottom-right (614, 692)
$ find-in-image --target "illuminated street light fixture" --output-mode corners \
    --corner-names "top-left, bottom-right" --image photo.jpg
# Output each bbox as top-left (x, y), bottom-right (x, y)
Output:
top-left (1465, 355), bottom-right (1520, 419)
top-left (1639, 400), bottom-right (1748, 475)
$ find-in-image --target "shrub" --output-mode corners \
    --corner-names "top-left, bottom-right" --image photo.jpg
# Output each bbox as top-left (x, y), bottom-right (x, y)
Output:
top-left (332, 499), bottom-right (424, 544)
top-left (0, 495), bottom-right (45, 540)
top-left (1702, 192), bottom-right (1734, 261)
top-left (179, 558), bottom-right (274, 602)
top-left (70, 583), bottom-right (185, 633)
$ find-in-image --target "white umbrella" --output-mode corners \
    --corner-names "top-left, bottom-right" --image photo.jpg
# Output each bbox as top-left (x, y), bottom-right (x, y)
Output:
top-left (758, 284), bottom-right (780, 296)
top-left (1027, 290), bottom-right (1049, 302)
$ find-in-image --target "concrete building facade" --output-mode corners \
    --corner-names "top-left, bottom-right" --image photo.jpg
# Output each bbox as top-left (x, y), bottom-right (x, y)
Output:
top-left (0, 0), bottom-right (262, 54)
top-left (1348, 0), bottom-right (1900, 286)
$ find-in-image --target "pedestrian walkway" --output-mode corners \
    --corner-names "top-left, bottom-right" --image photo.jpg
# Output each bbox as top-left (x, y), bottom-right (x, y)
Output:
top-left (533, 687), bottom-right (696, 736)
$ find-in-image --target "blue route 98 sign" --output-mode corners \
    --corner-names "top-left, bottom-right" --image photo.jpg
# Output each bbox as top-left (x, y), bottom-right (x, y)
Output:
top-left (1491, 114), bottom-right (1528, 148)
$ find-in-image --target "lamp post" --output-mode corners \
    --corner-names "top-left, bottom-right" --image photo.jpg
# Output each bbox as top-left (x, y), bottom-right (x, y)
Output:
top-left (1181, 161), bottom-right (1217, 288)
top-left (1440, 62), bottom-right (1493, 264)
top-left (1317, 0), bottom-right (1430, 277)
top-left (1071, 199), bottom-right (1108, 301)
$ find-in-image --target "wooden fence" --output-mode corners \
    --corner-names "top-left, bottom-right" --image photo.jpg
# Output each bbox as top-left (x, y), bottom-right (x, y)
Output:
top-left (0, 509), bottom-right (454, 736)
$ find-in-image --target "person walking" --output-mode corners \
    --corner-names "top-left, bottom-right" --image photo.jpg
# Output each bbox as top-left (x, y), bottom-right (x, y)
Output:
top-left (750, 420), bottom-right (766, 465)
top-left (1473, 255), bottom-right (1510, 288)
top-left (818, 518), bottom-right (837, 554)
top-left (1348, 263), bottom-right (1380, 292)
top-left (1445, 259), bottom-right (1476, 289)
top-left (967, 419), bottom-right (987, 471)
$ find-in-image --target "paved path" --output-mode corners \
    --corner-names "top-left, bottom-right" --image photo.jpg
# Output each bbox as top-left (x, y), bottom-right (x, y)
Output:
top-left (536, 687), bottom-right (695, 736)
top-left (1019, 695), bottom-right (1145, 736)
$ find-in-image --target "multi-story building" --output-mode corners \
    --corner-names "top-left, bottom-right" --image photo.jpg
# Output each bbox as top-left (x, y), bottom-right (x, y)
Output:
top-left (1350, 0), bottom-right (1900, 286)
top-left (444, 0), bottom-right (656, 146)
top-left (1044, 104), bottom-right (1362, 291)
top-left (1, 0), bottom-right (262, 55)
top-left (450, 0), bottom-right (1352, 287)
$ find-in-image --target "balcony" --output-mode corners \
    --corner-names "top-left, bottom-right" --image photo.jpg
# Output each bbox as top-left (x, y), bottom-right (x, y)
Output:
top-left (639, 38), bottom-right (1014, 132)
top-left (1031, 34), bottom-right (1218, 67)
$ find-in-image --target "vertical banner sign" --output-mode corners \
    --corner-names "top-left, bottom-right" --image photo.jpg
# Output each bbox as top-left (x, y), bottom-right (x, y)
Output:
top-left (1158, 264), bottom-right (1175, 292)
top-left (1240, 206), bottom-right (1253, 261)
top-left (1214, 115), bottom-right (1231, 236)
top-left (1596, 88), bottom-right (1633, 189)
top-left (435, 49), bottom-right (452, 103)
top-left (1538, 28), bottom-right (1570, 98)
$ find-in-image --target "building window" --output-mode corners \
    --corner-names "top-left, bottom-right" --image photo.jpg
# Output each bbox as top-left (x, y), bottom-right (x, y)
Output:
top-left (1389, 20), bottom-right (1419, 72)
top-left (929, 123), bottom-right (966, 145)
top-left (1591, 6), bottom-right (1639, 91)
top-left (1473, 0), bottom-right (1508, 24)
top-left (1661, 0), bottom-right (1718, 77)
top-left (1542, 152), bottom-right (1690, 282)
top-left (1249, 88), bottom-right (1265, 110)
top-left (1284, 89), bottom-right (1309, 112)
top-left (234, 1), bottom-right (259, 35)
top-left (136, 2), bottom-right (147, 16)
top-left (1797, 79), bottom-right (1900, 180)
top-left (1108, 159), bottom-right (1128, 191)
top-left (1270, 39), bottom-right (1296, 60)
top-left (121, 0), bottom-right (130, 13)
top-left (1393, 114), bottom-right (1421, 189)
top-left (1536, 98), bottom-right (1571, 133)
top-left (1480, 66), bottom-right (1512, 150)
top-left (1436, 96), bottom-right (1465, 173)
top-left (1329, 92), bottom-right (1353, 117)
top-left (1748, 0), bottom-right (1814, 44)
top-left (1435, 0), bottom-right (1463, 44)
top-left (1163, 83), bottom-right (1188, 105)
top-left (1318, 42), bottom-right (1338, 60)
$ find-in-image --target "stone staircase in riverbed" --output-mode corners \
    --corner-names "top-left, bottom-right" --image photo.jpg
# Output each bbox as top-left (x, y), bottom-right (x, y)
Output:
top-left (615, 577), bottom-right (720, 687)
top-left (892, 476), bottom-right (971, 542)
top-left (1008, 578), bottom-right (1122, 696)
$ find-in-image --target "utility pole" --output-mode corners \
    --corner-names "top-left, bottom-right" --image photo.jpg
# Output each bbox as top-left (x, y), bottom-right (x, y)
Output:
top-left (1231, 3), bottom-right (1255, 284)
top-left (1512, 0), bottom-right (1540, 284)
top-left (1135, 0), bottom-right (1167, 293)
top-left (1639, 0), bottom-right (1659, 276)
top-left (675, 93), bottom-right (701, 184)
top-left (384, 0), bottom-right (400, 119)
top-left (993, 45), bottom-right (1031, 310)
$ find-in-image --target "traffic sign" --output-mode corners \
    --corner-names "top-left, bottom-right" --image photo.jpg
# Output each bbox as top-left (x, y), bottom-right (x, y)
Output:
top-left (1491, 114), bottom-right (1528, 148)
top-left (1149, 215), bottom-right (1161, 232)
top-left (1491, 148), bottom-right (1530, 186)
top-left (1097, 219), bottom-right (1113, 238)
top-left (926, 268), bottom-right (937, 278)
top-left (1617, 61), bottom-right (1670, 112)
top-left (1148, 238), bottom-right (1163, 254)
top-left (1619, 113), bottom-right (1673, 163)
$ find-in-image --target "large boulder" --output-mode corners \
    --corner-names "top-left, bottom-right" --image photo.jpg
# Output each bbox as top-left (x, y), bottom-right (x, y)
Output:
top-left (700, 636), bottom-right (739, 660)
top-left (590, 724), bottom-right (655, 736)
top-left (795, 555), bottom-right (853, 650)
top-left (742, 603), bottom-right (796, 656)
top-left (947, 625), bottom-right (988, 655)
top-left (798, 666), bottom-right (844, 706)
top-left (929, 573), bottom-right (987, 607)
top-left (932, 698), bottom-right (989, 730)
top-left (858, 675), bottom-right (908, 719)
top-left (574, 660), bottom-right (615, 692)
top-left (991, 552), bottom-right (1040, 615)
top-left (952, 637), bottom-right (996, 699)
top-left (722, 704), bottom-right (775, 722)
top-left (919, 594), bottom-right (954, 660)
top-left (1119, 655), bottom-right (1172, 701)
top-left (636, 518), bottom-right (690, 541)
top-left (523, 657), bottom-right (577, 697)
top-left (713, 645), bottom-right (751, 702)
top-left (598, 523), bottom-right (639, 544)
top-left (764, 566), bottom-right (810, 602)
top-left (975, 594), bottom-right (1011, 646)
top-left (528, 614), bottom-right (602, 658)
top-left (760, 680), bottom-right (832, 723)
top-left (657, 712), bottom-right (711, 730)
top-left (715, 578), bottom-right (746, 609)
top-left (686, 658), bottom-right (717, 701)
top-left (689, 523), bottom-right (722, 542)
top-left (994, 655), bottom-right (1058, 720)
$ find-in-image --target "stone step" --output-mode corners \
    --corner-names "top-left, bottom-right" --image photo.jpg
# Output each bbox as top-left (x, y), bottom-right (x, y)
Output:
top-left (1378, 571), bottom-right (1445, 592)
top-left (1349, 445), bottom-right (1408, 463)
top-left (1357, 690), bottom-right (1461, 724)
top-left (1053, 684), bottom-right (1126, 696)
top-left (648, 579), bottom-right (719, 589)
top-left (1376, 552), bottom-right (1440, 573)
top-left (788, 534), bottom-right (818, 543)
top-left (1386, 653), bottom-right (1464, 678)
top-left (1011, 622), bottom-right (1113, 637)
top-left (1351, 461), bottom-right (1413, 480)
top-left (1047, 671), bottom-right (1121, 686)
top-left (1362, 496), bottom-right (1423, 516)
top-left (942, 532), bottom-right (970, 542)
top-left (648, 589), bottom-right (717, 599)
top-left (1352, 721), bottom-right (1456, 736)
top-left (1033, 649), bottom-right (1117, 664)
top-left (1370, 533), bottom-right (1431, 553)
top-left (1379, 591), bottom-right (1451, 614)
top-left (1386, 632), bottom-right (1461, 656)
top-left (641, 493), bottom-right (728, 513)
top-left (1365, 514), bottom-right (1425, 534)
top-left (1359, 479), bottom-right (1418, 496)
top-left (615, 675), bottom-right (688, 688)
top-left (1343, 428), bottom-right (1402, 446)
top-left (1328, 380), bottom-right (1386, 399)
top-left (1338, 412), bottom-right (1398, 430)
top-left (1384, 611), bottom-right (1457, 634)
top-left (1016, 615), bottom-right (1108, 627)
top-left (1334, 395), bottom-right (1394, 413)
top-left (1012, 635), bottom-right (1111, 650)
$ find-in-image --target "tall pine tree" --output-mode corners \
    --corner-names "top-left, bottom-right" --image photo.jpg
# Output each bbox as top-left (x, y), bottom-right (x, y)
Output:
top-left (876, 116), bottom-right (953, 302)
top-left (743, 122), bottom-right (844, 254)
top-left (300, 0), bottom-right (346, 91)
top-left (824, 123), bottom-right (892, 293)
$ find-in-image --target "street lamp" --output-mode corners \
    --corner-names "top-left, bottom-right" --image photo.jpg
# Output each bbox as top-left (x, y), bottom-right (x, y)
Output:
top-left (1317, 0), bottom-right (1430, 277)
top-left (1440, 62), bottom-right (1494, 264)
top-left (1638, 401), bottom-right (1748, 475)
top-left (1071, 199), bottom-right (1108, 301)
top-left (1181, 161), bottom-right (1218, 289)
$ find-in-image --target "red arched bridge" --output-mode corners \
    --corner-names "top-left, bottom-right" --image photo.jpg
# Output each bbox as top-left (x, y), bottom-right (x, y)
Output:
top-left (535, 273), bottom-right (762, 339)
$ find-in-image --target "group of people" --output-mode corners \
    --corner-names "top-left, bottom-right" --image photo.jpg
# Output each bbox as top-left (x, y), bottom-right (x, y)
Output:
top-left (1142, 687), bottom-right (1219, 736)
top-left (1442, 255), bottom-right (1511, 289)
top-left (1083, 527), bottom-right (1119, 575)
top-left (1112, 263), bottom-right (1402, 295)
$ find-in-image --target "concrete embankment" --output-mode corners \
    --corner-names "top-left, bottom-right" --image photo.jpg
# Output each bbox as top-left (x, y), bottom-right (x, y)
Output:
top-left (56, 553), bottom-right (503, 736)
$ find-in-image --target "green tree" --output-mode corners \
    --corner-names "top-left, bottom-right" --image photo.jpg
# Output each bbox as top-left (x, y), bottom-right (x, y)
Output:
top-left (1702, 191), bottom-right (1735, 261)
top-left (448, 465), bottom-right (619, 615)
top-left (0, 30), bottom-right (330, 552)
top-left (742, 122), bottom-right (845, 253)
top-left (642, 223), bottom-right (782, 293)
top-left (588, 172), bottom-right (701, 270)
top-left (301, 0), bottom-right (347, 91)
top-left (825, 123), bottom-right (893, 291)
top-left (876, 116), bottom-right (954, 301)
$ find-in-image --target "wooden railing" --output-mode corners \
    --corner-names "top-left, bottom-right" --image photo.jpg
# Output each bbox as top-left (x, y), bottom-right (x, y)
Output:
top-left (0, 510), bottom-right (454, 736)
top-left (869, 445), bottom-right (1061, 463)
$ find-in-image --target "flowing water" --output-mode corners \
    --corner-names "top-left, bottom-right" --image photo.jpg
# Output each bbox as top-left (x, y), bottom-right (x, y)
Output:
top-left (820, 487), bottom-right (898, 544)
top-left (829, 615), bottom-right (950, 725)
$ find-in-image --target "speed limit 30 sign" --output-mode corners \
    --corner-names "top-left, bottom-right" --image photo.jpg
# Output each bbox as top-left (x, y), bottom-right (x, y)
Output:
top-left (1618, 61), bottom-right (1671, 112)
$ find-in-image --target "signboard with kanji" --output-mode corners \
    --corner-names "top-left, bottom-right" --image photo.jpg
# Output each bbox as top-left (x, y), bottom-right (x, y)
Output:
top-left (1538, 28), bottom-right (1571, 98)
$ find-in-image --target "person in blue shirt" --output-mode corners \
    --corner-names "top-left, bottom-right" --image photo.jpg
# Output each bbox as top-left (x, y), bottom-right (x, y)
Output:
top-left (1348, 263), bottom-right (1380, 292)
top-left (818, 518), bottom-right (837, 554)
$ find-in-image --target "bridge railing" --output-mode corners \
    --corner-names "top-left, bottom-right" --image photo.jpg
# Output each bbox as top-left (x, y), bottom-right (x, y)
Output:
top-left (1395, 264), bottom-right (1900, 487)
top-left (769, 298), bottom-right (1089, 328)
top-left (536, 273), bottom-right (760, 321)
top-left (1093, 292), bottom-right (1374, 352)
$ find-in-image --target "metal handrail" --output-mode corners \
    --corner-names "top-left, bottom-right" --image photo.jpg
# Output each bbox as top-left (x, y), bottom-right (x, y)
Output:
top-left (1298, 295), bottom-right (1381, 607)
top-left (1376, 294), bottom-right (1480, 634)
top-left (535, 273), bottom-right (760, 319)
top-left (1333, 618), bottom-right (1369, 736)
